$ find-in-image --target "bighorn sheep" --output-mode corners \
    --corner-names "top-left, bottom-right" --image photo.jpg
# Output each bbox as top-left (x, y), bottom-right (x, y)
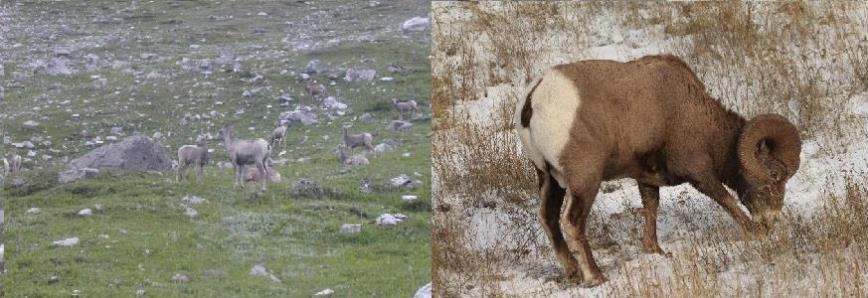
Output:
top-left (217, 126), bottom-right (271, 191)
top-left (341, 126), bottom-right (374, 153)
top-left (305, 81), bottom-right (327, 98)
top-left (514, 55), bottom-right (801, 287)
top-left (270, 122), bottom-right (288, 149)
top-left (336, 145), bottom-right (369, 166)
top-left (177, 135), bottom-right (209, 184)
top-left (3, 151), bottom-right (22, 177)
top-left (391, 98), bottom-right (418, 120)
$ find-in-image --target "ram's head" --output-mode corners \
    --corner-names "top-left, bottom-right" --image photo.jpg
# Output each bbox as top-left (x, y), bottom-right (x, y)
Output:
top-left (737, 114), bottom-right (802, 229)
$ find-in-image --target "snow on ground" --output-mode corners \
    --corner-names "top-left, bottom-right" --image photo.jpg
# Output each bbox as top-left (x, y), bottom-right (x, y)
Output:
top-left (433, 2), bottom-right (868, 296)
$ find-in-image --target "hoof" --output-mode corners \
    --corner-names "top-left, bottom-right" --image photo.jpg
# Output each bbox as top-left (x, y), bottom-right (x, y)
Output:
top-left (577, 275), bottom-right (607, 288)
top-left (642, 245), bottom-right (672, 257)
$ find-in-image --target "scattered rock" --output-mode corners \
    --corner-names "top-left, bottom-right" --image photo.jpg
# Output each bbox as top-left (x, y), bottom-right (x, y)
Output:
top-left (171, 273), bottom-right (191, 283)
top-left (340, 223), bottom-right (362, 234)
top-left (78, 208), bottom-right (93, 217)
top-left (344, 68), bottom-right (376, 82)
top-left (321, 97), bottom-right (347, 111)
top-left (292, 179), bottom-right (321, 193)
top-left (58, 168), bottom-right (100, 184)
top-left (26, 207), bottom-right (41, 215)
top-left (249, 264), bottom-right (281, 283)
top-left (65, 135), bottom-right (171, 180)
top-left (402, 17), bottom-right (430, 33)
top-left (244, 169), bottom-right (282, 183)
top-left (387, 120), bottom-right (413, 131)
top-left (388, 175), bottom-right (422, 189)
top-left (387, 63), bottom-right (404, 73)
top-left (358, 113), bottom-right (374, 123)
top-left (279, 105), bottom-right (319, 126)
top-left (23, 120), bottom-right (39, 129)
top-left (305, 59), bottom-right (323, 74)
top-left (52, 237), bottom-right (80, 247)
top-left (401, 195), bottom-right (418, 203)
top-left (314, 288), bottom-right (335, 296)
top-left (359, 179), bottom-right (372, 193)
top-left (413, 283), bottom-right (432, 298)
top-left (376, 213), bottom-right (408, 226)
top-left (182, 195), bottom-right (208, 205)
top-left (46, 57), bottom-right (74, 75)
top-left (184, 207), bottom-right (198, 218)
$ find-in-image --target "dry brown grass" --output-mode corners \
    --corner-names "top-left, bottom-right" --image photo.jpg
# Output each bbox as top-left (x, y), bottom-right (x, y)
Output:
top-left (432, 2), bottom-right (868, 297)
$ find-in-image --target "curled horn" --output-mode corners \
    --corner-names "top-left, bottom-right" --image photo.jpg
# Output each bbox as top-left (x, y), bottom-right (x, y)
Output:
top-left (738, 114), bottom-right (802, 182)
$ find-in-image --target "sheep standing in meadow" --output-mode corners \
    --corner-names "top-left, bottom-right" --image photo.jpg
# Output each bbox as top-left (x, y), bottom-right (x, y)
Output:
top-left (305, 81), bottom-right (327, 99)
top-left (3, 151), bottom-right (23, 177)
top-left (516, 55), bottom-right (801, 286)
top-left (217, 126), bottom-right (271, 191)
top-left (392, 98), bottom-right (418, 120)
top-left (336, 145), bottom-right (369, 166)
top-left (270, 122), bottom-right (288, 149)
top-left (341, 127), bottom-right (374, 154)
top-left (177, 135), bottom-right (209, 184)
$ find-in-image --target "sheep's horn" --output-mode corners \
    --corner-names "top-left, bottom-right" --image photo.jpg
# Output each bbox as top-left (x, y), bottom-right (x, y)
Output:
top-left (738, 114), bottom-right (801, 183)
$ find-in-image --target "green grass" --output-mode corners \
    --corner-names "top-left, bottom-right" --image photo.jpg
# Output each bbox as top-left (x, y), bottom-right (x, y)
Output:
top-left (2, 0), bottom-right (431, 296)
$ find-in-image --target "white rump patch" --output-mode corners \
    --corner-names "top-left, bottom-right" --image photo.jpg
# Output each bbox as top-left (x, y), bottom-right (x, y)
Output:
top-left (524, 69), bottom-right (582, 187)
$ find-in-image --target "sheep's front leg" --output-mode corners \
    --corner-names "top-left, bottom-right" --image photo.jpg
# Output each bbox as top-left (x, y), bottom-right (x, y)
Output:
top-left (256, 162), bottom-right (267, 191)
top-left (196, 164), bottom-right (204, 184)
top-left (235, 165), bottom-right (245, 189)
top-left (536, 168), bottom-right (579, 279)
top-left (638, 183), bottom-right (669, 256)
top-left (688, 170), bottom-right (765, 236)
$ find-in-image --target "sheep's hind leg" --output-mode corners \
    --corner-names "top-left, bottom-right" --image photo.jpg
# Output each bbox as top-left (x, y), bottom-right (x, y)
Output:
top-left (256, 161), bottom-right (267, 191)
top-left (536, 168), bottom-right (579, 280)
top-left (561, 162), bottom-right (607, 287)
top-left (638, 183), bottom-right (669, 256)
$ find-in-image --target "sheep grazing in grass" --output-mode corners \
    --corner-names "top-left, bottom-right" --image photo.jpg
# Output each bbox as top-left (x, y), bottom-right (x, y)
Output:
top-left (336, 145), bottom-right (369, 166)
top-left (341, 126), bottom-right (374, 154)
top-left (217, 126), bottom-right (271, 191)
top-left (177, 135), bottom-right (209, 184)
top-left (515, 55), bottom-right (801, 287)
top-left (270, 122), bottom-right (288, 149)
top-left (305, 81), bottom-right (327, 98)
top-left (391, 98), bottom-right (418, 120)
top-left (3, 151), bottom-right (22, 176)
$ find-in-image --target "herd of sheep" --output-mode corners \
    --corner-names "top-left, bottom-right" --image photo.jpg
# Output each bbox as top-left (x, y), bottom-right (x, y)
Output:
top-left (176, 87), bottom-right (421, 191)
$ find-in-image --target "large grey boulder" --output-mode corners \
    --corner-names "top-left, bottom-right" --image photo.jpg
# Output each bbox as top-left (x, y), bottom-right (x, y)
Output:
top-left (60, 135), bottom-right (170, 183)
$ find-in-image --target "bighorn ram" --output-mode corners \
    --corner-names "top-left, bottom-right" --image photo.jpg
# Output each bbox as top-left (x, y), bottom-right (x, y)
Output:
top-left (217, 126), bottom-right (271, 191)
top-left (514, 55), bottom-right (801, 287)
top-left (341, 126), bottom-right (374, 153)
top-left (392, 98), bottom-right (418, 120)
top-left (177, 135), bottom-right (209, 183)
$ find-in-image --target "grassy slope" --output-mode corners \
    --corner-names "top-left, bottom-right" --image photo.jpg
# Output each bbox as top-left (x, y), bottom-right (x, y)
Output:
top-left (2, 1), bottom-right (431, 297)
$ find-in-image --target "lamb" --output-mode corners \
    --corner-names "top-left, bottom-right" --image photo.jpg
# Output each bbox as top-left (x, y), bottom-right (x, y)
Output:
top-left (391, 98), bottom-right (418, 120)
top-left (341, 126), bottom-right (374, 153)
top-left (305, 81), bottom-right (327, 98)
top-left (217, 126), bottom-right (271, 191)
top-left (3, 151), bottom-right (22, 176)
top-left (514, 55), bottom-right (801, 287)
top-left (270, 122), bottom-right (288, 149)
top-left (336, 145), bottom-right (369, 166)
top-left (177, 135), bottom-right (209, 184)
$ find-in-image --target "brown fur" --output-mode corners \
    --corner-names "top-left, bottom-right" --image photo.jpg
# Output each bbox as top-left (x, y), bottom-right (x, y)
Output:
top-left (522, 54), bottom-right (801, 286)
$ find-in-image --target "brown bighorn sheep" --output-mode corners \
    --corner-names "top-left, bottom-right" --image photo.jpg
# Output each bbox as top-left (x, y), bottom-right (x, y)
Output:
top-left (270, 122), bottom-right (288, 149)
top-left (305, 81), bottom-right (327, 98)
top-left (177, 135), bottom-right (209, 184)
top-left (341, 126), bottom-right (374, 154)
top-left (336, 145), bottom-right (369, 166)
top-left (514, 55), bottom-right (801, 287)
top-left (391, 98), bottom-right (418, 120)
top-left (3, 151), bottom-right (22, 176)
top-left (217, 126), bottom-right (271, 191)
